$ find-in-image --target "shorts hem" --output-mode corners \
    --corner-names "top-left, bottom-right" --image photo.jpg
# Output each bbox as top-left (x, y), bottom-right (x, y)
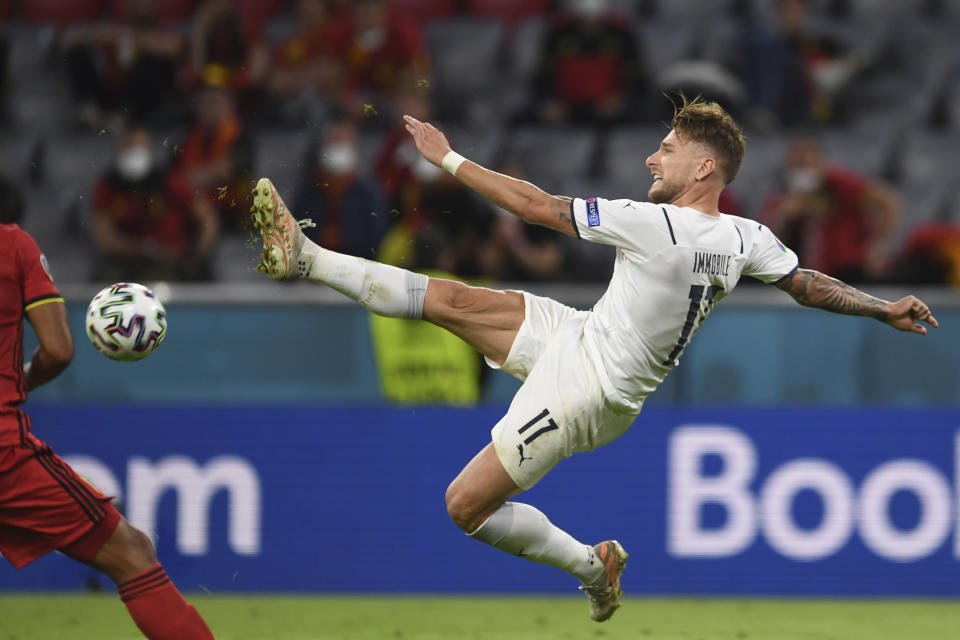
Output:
top-left (483, 290), bottom-right (532, 378)
top-left (492, 438), bottom-right (539, 491)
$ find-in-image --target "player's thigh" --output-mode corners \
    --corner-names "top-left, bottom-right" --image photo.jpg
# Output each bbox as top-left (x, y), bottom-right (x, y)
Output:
top-left (423, 278), bottom-right (524, 366)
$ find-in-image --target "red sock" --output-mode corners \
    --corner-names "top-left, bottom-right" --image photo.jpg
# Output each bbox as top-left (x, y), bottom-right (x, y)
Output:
top-left (118, 564), bottom-right (214, 639)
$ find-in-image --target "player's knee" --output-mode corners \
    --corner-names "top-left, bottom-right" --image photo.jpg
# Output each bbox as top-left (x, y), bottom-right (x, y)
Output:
top-left (425, 279), bottom-right (474, 324)
top-left (445, 483), bottom-right (471, 532)
top-left (445, 483), bottom-right (486, 533)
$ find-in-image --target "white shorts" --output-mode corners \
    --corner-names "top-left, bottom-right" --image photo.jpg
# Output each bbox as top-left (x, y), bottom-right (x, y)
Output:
top-left (487, 292), bottom-right (639, 490)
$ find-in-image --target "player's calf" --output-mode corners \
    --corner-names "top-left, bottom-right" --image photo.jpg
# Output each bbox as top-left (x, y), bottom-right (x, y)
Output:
top-left (86, 519), bottom-right (157, 584)
top-left (82, 520), bottom-right (215, 639)
top-left (252, 177), bottom-right (428, 319)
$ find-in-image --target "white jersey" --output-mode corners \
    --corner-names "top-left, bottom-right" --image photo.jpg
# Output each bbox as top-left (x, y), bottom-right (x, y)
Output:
top-left (570, 197), bottom-right (799, 411)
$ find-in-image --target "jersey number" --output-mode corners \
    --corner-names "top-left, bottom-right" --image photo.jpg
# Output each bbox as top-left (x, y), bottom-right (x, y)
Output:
top-left (662, 284), bottom-right (724, 366)
top-left (518, 408), bottom-right (558, 444)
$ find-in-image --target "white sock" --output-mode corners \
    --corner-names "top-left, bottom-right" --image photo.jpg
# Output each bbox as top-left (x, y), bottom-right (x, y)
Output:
top-left (469, 502), bottom-right (602, 583)
top-left (298, 237), bottom-right (428, 319)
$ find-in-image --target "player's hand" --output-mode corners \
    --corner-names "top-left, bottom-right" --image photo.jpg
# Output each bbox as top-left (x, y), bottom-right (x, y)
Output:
top-left (884, 295), bottom-right (939, 335)
top-left (403, 115), bottom-right (452, 167)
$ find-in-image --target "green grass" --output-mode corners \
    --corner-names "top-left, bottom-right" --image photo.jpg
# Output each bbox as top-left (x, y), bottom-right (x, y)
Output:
top-left (0, 595), bottom-right (958, 640)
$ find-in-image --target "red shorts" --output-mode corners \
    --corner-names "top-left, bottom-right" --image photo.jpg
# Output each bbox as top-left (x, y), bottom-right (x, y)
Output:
top-left (0, 432), bottom-right (120, 569)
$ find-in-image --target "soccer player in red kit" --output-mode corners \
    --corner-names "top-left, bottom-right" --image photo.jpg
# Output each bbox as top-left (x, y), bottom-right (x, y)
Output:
top-left (0, 221), bottom-right (215, 639)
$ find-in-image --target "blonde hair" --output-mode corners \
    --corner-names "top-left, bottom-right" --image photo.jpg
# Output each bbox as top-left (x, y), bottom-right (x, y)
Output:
top-left (670, 95), bottom-right (745, 184)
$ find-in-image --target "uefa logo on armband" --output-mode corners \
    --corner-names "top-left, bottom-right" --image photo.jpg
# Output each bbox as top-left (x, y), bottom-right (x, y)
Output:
top-left (586, 198), bottom-right (600, 227)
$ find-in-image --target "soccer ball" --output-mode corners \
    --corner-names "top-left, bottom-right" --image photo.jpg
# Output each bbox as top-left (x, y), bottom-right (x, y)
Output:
top-left (85, 283), bottom-right (167, 362)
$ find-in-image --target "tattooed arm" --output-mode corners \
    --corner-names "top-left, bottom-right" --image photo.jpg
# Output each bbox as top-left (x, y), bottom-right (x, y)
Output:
top-left (776, 268), bottom-right (939, 335)
top-left (402, 115), bottom-right (577, 236)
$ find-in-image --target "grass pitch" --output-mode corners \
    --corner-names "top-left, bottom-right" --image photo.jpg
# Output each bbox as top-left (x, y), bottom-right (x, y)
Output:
top-left (0, 594), bottom-right (957, 639)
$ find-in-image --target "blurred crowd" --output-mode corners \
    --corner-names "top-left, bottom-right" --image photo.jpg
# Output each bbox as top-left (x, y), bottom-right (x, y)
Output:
top-left (0, 0), bottom-right (959, 286)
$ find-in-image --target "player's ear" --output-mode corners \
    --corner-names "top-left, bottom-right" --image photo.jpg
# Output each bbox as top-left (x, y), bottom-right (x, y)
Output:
top-left (695, 156), bottom-right (716, 182)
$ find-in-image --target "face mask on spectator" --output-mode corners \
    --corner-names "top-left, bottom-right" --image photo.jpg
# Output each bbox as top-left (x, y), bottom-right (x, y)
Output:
top-left (357, 27), bottom-right (385, 51)
top-left (786, 167), bottom-right (822, 194)
top-left (117, 147), bottom-right (152, 181)
top-left (570, 0), bottom-right (608, 19)
top-left (321, 144), bottom-right (357, 175)
top-left (412, 154), bottom-right (443, 182)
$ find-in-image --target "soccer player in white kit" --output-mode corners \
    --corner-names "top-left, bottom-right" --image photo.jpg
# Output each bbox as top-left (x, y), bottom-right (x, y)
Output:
top-left (251, 97), bottom-right (938, 622)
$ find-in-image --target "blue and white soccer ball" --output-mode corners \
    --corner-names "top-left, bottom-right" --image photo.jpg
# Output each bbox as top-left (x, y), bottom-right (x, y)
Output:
top-left (85, 282), bottom-right (167, 362)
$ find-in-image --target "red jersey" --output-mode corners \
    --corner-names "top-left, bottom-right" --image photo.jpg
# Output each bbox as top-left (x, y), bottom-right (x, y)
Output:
top-left (92, 169), bottom-right (194, 257)
top-left (760, 168), bottom-right (872, 277)
top-left (322, 10), bottom-right (429, 95)
top-left (0, 225), bottom-right (62, 445)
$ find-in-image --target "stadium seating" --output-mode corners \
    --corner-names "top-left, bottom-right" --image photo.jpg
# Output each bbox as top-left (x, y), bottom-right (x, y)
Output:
top-left (425, 18), bottom-right (505, 123)
top-left (604, 126), bottom-right (669, 194)
top-left (845, 0), bottom-right (938, 23)
top-left (445, 125), bottom-right (504, 168)
top-left (0, 0), bottom-right (956, 286)
top-left (652, 0), bottom-right (739, 22)
top-left (0, 130), bottom-right (39, 181)
top-left (213, 233), bottom-right (261, 282)
top-left (505, 16), bottom-right (549, 82)
top-left (819, 129), bottom-right (896, 179)
top-left (44, 133), bottom-right (115, 204)
top-left (890, 184), bottom-right (951, 249)
top-left (506, 126), bottom-right (598, 193)
top-left (253, 129), bottom-right (314, 200)
top-left (898, 130), bottom-right (960, 188)
top-left (729, 133), bottom-right (789, 220)
top-left (637, 22), bottom-right (695, 76)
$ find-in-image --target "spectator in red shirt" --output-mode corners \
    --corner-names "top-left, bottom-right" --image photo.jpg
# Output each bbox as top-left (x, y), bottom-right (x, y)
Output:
top-left (759, 136), bottom-right (899, 283)
top-left (92, 124), bottom-right (219, 281)
top-left (172, 79), bottom-right (253, 231)
top-left (293, 116), bottom-right (390, 258)
top-left (526, 0), bottom-right (645, 127)
top-left (321, 0), bottom-right (431, 124)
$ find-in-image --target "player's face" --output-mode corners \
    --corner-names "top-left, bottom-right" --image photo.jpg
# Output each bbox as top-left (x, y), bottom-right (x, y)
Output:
top-left (645, 130), bottom-right (702, 204)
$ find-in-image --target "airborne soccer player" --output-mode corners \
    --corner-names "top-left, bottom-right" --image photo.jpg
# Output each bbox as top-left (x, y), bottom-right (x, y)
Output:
top-left (0, 222), bottom-right (215, 639)
top-left (252, 96), bottom-right (938, 622)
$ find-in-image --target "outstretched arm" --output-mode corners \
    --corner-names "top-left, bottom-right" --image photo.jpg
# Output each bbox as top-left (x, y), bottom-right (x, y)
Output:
top-left (776, 268), bottom-right (939, 335)
top-left (402, 115), bottom-right (576, 236)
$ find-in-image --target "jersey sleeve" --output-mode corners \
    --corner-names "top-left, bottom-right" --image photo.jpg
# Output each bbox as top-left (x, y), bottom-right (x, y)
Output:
top-left (743, 223), bottom-right (799, 284)
top-left (17, 231), bottom-right (62, 310)
top-left (571, 197), bottom-right (673, 256)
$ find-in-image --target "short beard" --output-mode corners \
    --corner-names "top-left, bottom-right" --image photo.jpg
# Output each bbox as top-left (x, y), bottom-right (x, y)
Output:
top-left (648, 181), bottom-right (680, 204)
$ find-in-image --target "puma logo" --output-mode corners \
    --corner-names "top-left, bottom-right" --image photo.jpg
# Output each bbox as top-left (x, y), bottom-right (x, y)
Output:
top-left (517, 444), bottom-right (532, 466)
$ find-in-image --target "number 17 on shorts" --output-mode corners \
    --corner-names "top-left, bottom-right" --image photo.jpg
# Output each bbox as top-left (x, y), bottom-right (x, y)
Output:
top-left (493, 406), bottom-right (567, 491)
